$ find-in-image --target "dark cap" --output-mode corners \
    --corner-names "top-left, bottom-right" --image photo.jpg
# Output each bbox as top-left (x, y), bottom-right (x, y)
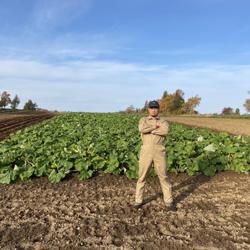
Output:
top-left (148, 100), bottom-right (160, 109)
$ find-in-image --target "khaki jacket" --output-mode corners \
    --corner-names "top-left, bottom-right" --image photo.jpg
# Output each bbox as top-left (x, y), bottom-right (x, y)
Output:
top-left (138, 115), bottom-right (169, 145)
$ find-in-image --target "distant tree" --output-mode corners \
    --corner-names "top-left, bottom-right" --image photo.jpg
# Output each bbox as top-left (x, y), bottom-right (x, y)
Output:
top-left (159, 89), bottom-right (200, 114)
top-left (244, 99), bottom-right (250, 112)
top-left (126, 105), bottom-right (136, 113)
top-left (235, 108), bottom-right (240, 115)
top-left (222, 107), bottom-right (234, 115)
top-left (181, 95), bottom-right (201, 114)
top-left (0, 91), bottom-right (11, 108)
top-left (244, 91), bottom-right (250, 112)
top-left (159, 89), bottom-right (184, 114)
top-left (141, 100), bottom-right (148, 112)
top-left (23, 99), bottom-right (38, 110)
top-left (162, 90), bottom-right (168, 99)
top-left (10, 94), bottom-right (20, 110)
top-left (171, 89), bottom-right (185, 113)
top-left (159, 95), bottom-right (172, 113)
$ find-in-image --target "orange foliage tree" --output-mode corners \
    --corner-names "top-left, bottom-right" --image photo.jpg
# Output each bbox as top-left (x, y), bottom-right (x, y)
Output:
top-left (158, 89), bottom-right (201, 114)
top-left (244, 91), bottom-right (250, 112)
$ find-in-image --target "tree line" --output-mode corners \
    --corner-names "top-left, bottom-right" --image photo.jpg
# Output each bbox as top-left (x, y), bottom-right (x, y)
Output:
top-left (125, 89), bottom-right (201, 114)
top-left (221, 90), bottom-right (250, 114)
top-left (125, 89), bottom-right (250, 114)
top-left (0, 91), bottom-right (38, 110)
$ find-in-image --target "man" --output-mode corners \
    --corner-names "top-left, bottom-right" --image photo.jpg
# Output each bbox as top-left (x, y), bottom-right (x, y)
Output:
top-left (133, 100), bottom-right (174, 211)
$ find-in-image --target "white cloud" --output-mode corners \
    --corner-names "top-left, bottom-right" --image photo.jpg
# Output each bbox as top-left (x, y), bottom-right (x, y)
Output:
top-left (31, 0), bottom-right (92, 30)
top-left (0, 31), bottom-right (128, 63)
top-left (0, 58), bottom-right (249, 113)
top-left (146, 47), bottom-right (218, 56)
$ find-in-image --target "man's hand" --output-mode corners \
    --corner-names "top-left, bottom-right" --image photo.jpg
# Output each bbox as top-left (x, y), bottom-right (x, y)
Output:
top-left (151, 124), bottom-right (160, 132)
top-left (151, 120), bottom-right (169, 136)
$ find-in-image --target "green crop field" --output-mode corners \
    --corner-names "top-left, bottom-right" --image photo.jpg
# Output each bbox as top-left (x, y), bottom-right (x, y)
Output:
top-left (0, 112), bottom-right (249, 184)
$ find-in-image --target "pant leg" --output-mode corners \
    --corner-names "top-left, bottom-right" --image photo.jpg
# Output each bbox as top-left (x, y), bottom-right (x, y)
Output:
top-left (135, 145), bottom-right (153, 203)
top-left (153, 146), bottom-right (173, 203)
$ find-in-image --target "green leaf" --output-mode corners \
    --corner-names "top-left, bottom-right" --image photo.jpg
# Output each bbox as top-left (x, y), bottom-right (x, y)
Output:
top-left (78, 170), bottom-right (94, 180)
top-left (20, 167), bottom-right (34, 181)
top-left (48, 169), bottom-right (66, 183)
top-left (75, 160), bottom-right (90, 172)
top-left (0, 172), bottom-right (11, 184)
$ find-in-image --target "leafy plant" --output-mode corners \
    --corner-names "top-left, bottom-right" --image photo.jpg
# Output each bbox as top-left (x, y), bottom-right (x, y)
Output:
top-left (0, 113), bottom-right (249, 184)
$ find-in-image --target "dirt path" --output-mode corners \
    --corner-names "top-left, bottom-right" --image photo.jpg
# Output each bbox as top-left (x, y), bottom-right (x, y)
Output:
top-left (0, 171), bottom-right (249, 250)
top-left (166, 117), bottom-right (250, 136)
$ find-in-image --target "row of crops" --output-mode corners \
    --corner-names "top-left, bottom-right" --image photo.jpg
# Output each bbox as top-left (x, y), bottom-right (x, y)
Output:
top-left (0, 113), bottom-right (249, 184)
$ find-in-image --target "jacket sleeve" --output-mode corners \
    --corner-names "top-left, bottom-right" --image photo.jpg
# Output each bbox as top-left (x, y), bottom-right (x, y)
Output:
top-left (151, 119), bottom-right (169, 136)
top-left (138, 118), bottom-right (156, 134)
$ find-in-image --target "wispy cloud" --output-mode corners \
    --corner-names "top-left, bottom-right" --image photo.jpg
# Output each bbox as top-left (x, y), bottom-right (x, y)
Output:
top-left (0, 31), bottom-right (127, 63)
top-left (30, 0), bottom-right (92, 31)
top-left (0, 0), bottom-right (249, 114)
top-left (146, 47), bottom-right (217, 56)
top-left (0, 58), bottom-right (249, 113)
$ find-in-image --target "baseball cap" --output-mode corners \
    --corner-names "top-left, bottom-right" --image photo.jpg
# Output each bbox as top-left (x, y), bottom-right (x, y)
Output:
top-left (148, 100), bottom-right (160, 109)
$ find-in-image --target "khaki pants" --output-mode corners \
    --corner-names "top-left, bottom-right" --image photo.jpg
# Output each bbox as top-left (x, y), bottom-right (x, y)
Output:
top-left (135, 144), bottom-right (173, 204)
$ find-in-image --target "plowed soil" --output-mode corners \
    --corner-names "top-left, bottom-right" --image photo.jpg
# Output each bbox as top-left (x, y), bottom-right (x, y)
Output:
top-left (166, 117), bottom-right (250, 136)
top-left (0, 171), bottom-right (249, 250)
top-left (0, 112), bottom-right (58, 140)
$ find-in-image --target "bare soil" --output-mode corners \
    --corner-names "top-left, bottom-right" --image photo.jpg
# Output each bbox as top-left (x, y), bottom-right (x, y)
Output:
top-left (0, 112), bottom-right (59, 140)
top-left (166, 117), bottom-right (250, 136)
top-left (0, 171), bottom-right (249, 250)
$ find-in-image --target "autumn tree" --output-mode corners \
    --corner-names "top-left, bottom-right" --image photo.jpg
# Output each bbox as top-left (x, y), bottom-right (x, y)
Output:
top-left (244, 91), bottom-right (250, 112)
top-left (244, 99), bottom-right (250, 112)
top-left (23, 100), bottom-right (38, 110)
top-left (158, 89), bottom-right (200, 114)
top-left (181, 95), bottom-right (201, 114)
top-left (221, 107), bottom-right (234, 115)
top-left (10, 95), bottom-right (20, 110)
top-left (126, 105), bottom-right (136, 113)
top-left (159, 94), bottom-right (172, 113)
top-left (0, 91), bottom-right (11, 108)
top-left (162, 90), bottom-right (168, 99)
top-left (171, 89), bottom-right (185, 113)
top-left (159, 89), bottom-right (183, 114)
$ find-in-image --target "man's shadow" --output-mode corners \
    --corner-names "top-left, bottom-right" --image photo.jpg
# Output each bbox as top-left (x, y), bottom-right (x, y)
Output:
top-left (142, 174), bottom-right (211, 209)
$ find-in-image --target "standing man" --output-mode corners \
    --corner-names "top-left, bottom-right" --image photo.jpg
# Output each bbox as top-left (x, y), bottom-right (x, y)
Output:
top-left (133, 100), bottom-right (174, 210)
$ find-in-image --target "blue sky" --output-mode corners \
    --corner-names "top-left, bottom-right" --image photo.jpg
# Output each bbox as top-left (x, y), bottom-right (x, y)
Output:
top-left (0, 0), bottom-right (250, 113)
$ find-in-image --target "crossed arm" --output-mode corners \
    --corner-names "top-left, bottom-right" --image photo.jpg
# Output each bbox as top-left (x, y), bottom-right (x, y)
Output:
top-left (138, 118), bottom-right (169, 136)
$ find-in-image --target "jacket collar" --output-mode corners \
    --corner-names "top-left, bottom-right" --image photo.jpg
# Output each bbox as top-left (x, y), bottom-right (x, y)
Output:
top-left (147, 115), bottom-right (160, 120)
